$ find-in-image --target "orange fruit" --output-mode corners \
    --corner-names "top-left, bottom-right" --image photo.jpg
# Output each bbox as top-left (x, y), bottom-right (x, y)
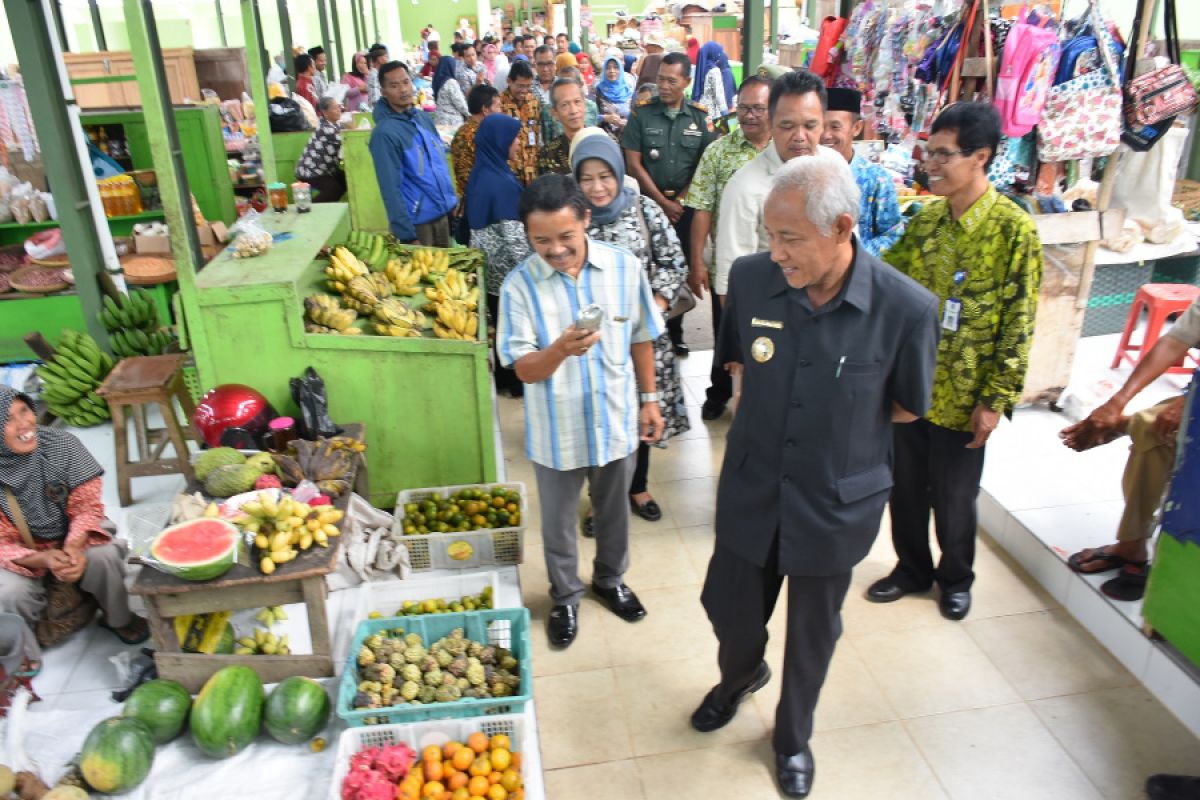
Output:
top-left (468, 775), bottom-right (490, 797)
top-left (486, 785), bottom-right (508, 800)
top-left (448, 772), bottom-right (469, 791)
top-left (490, 748), bottom-right (512, 772)
top-left (411, 764), bottom-right (425, 783)
top-left (488, 734), bottom-right (511, 751)
top-left (451, 790), bottom-right (471, 800)
top-left (499, 769), bottom-right (521, 792)
top-left (397, 785), bottom-right (419, 800)
top-left (510, 752), bottom-right (521, 771)
top-left (444, 741), bottom-right (464, 759)
top-left (489, 771), bottom-right (503, 784)
top-left (469, 756), bottom-right (492, 777)
top-left (424, 745), bottom-right (444, 762)
top-left (467, 732), bottom-right (489, 754)
top-left (452, 746), bottom-right (475, 771)
top-left (422, 780), bottom-right (445, 795)
top-left (424, 759), bottom-right (445, 783)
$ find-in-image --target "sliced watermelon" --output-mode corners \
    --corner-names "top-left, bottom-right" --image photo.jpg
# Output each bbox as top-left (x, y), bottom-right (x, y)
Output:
top-left (149, 519), bottom-right (240, 581)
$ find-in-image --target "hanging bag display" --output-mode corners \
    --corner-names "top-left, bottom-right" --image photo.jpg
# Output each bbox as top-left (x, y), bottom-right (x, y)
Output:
top-left (992, 6), bottom-right (1061, 137)
top-left (1036, 0), bottom-right (1123, 162)
top-left (811, 16), bottom-right (849, 85)
top-left (1121, 0), bottom-right (1196, 151)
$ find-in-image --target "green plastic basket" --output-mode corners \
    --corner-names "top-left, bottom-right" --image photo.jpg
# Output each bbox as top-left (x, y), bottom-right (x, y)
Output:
top-left (336, 607), bottom-right (532, 727)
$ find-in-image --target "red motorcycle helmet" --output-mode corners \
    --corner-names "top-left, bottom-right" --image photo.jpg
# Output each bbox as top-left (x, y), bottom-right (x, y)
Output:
top-left (193, 384), bottom-right (276, 448)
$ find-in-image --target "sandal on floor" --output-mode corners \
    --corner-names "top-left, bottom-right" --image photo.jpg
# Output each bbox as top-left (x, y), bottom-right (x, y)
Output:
top-left (98, 615), bottom-right (150, 645)
top-left (14, 658), bottom-right (41, 678)
top-left (1067, 546), bottom-right (1143, 575)
top-left (1101, 563), bottom-right (1150, 602)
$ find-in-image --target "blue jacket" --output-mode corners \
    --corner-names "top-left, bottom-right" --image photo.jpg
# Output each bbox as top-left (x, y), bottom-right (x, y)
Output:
top-left (368, 99), bottom-right (457, 241)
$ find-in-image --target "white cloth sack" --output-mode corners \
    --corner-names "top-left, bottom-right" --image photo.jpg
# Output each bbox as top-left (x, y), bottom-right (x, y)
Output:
top-left (327, 493), bottom-right (409, 591)
top-left (1110, 124), bottom-right (1189, 239)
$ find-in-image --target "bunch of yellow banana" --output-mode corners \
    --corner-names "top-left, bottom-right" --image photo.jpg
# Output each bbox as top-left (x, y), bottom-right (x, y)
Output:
top-left (432, 298), bottom-right (479, 340)
top-left (306, 323), bottom-right (364, 335)
top-left (385, 259), bottom-right (423, 296)
top-left (367, 271), bottom-right (392, 300)
top-left (373, 297), bottom-right (426, 333)
top-left (343, 275), bottom-right (381, 309)
top-left (304, 295), bottom-right (358, 331)
top-left (425, 268), bottom-right (479, 310)
top-left (232, 491), bottom-right (344, 575)
top-left (408, 246), bottom-right (450, 279)
top-left (326, 247), bottom-right (369, 291)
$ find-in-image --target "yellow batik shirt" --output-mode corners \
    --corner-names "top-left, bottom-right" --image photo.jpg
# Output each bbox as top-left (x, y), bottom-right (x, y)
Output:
top-left (884, 185), bottom-right (1043, 432)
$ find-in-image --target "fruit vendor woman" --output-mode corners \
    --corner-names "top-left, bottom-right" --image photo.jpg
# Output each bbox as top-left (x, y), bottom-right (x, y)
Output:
top-left (0, 387), bottom-right (148, 672)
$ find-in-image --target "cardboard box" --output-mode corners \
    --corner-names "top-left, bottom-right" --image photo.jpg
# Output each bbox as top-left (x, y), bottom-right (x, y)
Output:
top-left (135, 221), bottom-right (229, 255)
top-left (134, 232), bottom-right (171, 254)
top-left (8, 149), bottom-right (47, 192)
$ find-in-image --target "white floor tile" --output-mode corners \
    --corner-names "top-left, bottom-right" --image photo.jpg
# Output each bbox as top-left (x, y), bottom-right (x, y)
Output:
top-left (1064, 578), bottom-right (1152, 678)
top-left (1143, 645), bottom-right (1200, 740)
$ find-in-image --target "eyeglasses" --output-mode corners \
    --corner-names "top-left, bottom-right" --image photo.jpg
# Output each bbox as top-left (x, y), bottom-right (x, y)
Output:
top-left (737, 104), bottom-right (769, 116)
top-left (535, 60), bottom-right (556, 67)
top-left (925, 148), bottom-right (975, 164)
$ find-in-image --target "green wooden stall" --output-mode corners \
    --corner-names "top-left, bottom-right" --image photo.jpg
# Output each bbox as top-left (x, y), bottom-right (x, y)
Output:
top-left (185, 203), bottom-right (498, 508)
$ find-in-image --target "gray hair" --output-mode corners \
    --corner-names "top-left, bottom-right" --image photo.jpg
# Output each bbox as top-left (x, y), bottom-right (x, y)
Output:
top-left (768, 151), bottom-right (861, 235)
top-left (317, 96), bottom-right (340, 113)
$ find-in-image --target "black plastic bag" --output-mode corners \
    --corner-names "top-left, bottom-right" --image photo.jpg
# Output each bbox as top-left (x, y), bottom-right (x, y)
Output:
top-left (268, 97), bottom-right (311, 133)
top-left (290, 366), bottom-right (340, 440)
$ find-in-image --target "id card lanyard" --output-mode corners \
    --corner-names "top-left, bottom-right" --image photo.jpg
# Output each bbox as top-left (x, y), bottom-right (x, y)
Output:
top-left (942, 270), bottom-right (967, 332)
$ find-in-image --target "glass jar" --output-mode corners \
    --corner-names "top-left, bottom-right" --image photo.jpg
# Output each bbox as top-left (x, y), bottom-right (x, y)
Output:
top-left (268, 182), bottom-right (288, 213)
top-left (264, 416), bottom-right (298, 452)
top-left (292, 181), bottom-right (312, 213)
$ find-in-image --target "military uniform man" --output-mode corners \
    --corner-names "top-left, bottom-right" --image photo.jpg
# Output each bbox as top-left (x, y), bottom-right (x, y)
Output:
top-left (622, 51), bottom-right (716, 356)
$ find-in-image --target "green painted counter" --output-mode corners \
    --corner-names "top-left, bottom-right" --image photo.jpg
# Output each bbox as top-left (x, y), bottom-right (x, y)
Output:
top-left (343, 129), bottom-right (389, 234)
top-left (186, 203), bottom-right (497, 507)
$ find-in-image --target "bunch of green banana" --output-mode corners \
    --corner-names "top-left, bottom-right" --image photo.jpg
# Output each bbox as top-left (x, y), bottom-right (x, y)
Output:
top-left (341, 230), bottom-right (389, 271)
top-left (255, 605), bottom-right (289, 627)
top-left (431, 298), bottom-right (479, 340)
top-left (109, 327), bottom-right (175, 358)
top-left (37, 329), bottom-right (114, 427)
top-left (98, 289), bottom-right (159, 332)
top-left (372, 298), bottom-right (425, 337)
top-left (234, 626), bottom-right (291, 656)
top-left (303, 295), bottom-right (358, 331)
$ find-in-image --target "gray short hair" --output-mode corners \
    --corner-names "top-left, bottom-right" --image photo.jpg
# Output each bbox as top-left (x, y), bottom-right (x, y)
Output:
top-left (317, 96), bottom-right (340, 113)
top-left (768, 151), bottom-right (861, 235)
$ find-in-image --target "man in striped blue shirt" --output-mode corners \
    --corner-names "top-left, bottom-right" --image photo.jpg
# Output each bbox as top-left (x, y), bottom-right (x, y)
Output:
top-left (497, 175), bottom-right (665, 649)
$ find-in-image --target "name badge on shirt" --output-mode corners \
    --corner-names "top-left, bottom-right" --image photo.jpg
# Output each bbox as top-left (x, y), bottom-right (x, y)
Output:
top-left (682, 127), bottom-right (703, 137)
top-left (751, 336), bottom-right (775, 363)
top-left (942, 298), bottom-right (962, 332)
top-left (752, 317), bottom-right (783, 330)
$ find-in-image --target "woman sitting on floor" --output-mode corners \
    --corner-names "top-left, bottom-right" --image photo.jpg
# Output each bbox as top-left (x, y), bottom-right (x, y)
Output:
top-left (0, 386), bottom-right (148, 677)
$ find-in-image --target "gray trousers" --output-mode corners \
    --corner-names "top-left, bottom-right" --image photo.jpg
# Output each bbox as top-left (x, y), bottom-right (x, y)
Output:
top-left (534, 452), bottom-right (635, 607)
top-left (0, 541), bottom-right (132, 662)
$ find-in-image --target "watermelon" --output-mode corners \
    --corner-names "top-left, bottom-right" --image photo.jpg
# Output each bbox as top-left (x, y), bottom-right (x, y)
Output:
top-left (122, 679), bottom-right (192, 745)
top-left (190, 665), bottom-right (264, 758)
top-left (264, 676), bottom-right (331, 744)
top-left (149, 518), bottom-right (239, 581)
top-left (79, 717), bottom-right (156, 795)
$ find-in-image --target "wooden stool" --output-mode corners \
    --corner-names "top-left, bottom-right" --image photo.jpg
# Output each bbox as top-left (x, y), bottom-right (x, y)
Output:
top-left (1111, 283), bottom-right (1200, 375)
top-left (96, 354), bottom-right (197, 506)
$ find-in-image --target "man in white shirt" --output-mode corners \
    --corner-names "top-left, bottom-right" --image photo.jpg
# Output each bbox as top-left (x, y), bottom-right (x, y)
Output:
top-left (714, 70), bottom-right (831, 298)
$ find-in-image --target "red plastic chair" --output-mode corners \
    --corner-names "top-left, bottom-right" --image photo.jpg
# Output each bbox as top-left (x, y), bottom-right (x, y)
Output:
top-left (1111, 283), bottom-right (1200, 374)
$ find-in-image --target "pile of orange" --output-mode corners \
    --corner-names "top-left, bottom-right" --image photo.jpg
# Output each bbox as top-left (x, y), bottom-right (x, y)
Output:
top-left (396, 731), bottom-right (523, 800)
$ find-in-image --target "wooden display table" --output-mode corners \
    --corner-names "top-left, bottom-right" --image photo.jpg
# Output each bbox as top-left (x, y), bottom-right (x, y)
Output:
top-left (130, 425), bottom-right (363, 692)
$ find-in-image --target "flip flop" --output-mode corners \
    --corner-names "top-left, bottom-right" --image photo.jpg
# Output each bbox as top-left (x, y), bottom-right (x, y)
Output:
top-left (14, 659), bottom-right (41, 678)
top-left (98, 616), bottom-right (150, 645)
top-left (1102, 564), bottom-right (1150, 602)
top-left (1067, 546), bottom-right (1142, 574)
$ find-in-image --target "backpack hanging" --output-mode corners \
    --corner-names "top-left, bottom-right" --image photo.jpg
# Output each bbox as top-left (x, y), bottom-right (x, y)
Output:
top-left (811, 16), bottom-right (849, 85)
top-left (992, 6), bottom-right (1062, 137)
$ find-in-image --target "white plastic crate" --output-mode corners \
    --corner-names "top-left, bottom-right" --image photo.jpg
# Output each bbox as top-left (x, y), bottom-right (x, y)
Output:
top-left (352, 572), bottom-right (503, 628)
top-left (392, 482), bottom-right (526, 571)
top-left (328, 713), bottom-right (526, 800)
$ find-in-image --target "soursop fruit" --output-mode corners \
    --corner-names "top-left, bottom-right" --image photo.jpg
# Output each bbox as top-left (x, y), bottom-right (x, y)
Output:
top-left (204, 463), bottom-right (262, 497)
top-left (194, 447), bottom-right (247, 481)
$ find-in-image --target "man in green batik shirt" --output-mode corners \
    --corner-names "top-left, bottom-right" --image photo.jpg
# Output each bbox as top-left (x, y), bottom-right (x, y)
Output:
top-left (683, 74), bottom-right (773, 421)
top-left (869, 102), bottom-right (1042, 622)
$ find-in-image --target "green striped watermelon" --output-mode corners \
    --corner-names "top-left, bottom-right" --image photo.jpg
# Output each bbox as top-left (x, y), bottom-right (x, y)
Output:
top-left (122, 679), bottom-right (192, 745)
top-left (190, 665), bottom-right (264, 758)
top-left (149, 518), bottom-right (239, 581)
top-left (80, 717), bottom-right (156, 794)
top-left (264, 676), bottom-right (331, 744)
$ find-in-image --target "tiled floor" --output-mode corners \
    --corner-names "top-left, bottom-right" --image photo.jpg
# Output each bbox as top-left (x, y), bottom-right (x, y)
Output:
top-left (504, 349), bottom-right (1200, 800)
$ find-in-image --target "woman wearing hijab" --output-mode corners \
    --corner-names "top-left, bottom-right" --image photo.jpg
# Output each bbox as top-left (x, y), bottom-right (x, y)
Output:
top-left (571, 131), bottom-right (689, 525)
top-left (466, 114), bottom-right (531, 398)
top-left (342, 51), bottom-right (369, 111)
top-left (576, 53), bottom-right (597, 89)
top-left (693, 41), bottom-right (737, 122)
top-left (480, 41), bottom-right (506, 86)
top-left (419, 47), bottom-right (441, 79)
top-left (554, 52), bottom-right (579, 76)
top-left (433, 54), bottom-right (470, 129)
top-left (0, 387), bottom-right (148, 674)
top-left (687, 36), bottom-right (701, 64)
top-left (595, 50), bottom-right (636, 136)
top-left (635, 53), bottom-right (664, 87)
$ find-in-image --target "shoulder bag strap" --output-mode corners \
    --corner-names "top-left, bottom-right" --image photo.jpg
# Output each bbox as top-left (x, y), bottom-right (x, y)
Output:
top-left (1164, 0), bottom-right (1180, 64)
top-left (4, 488), bottom-right (36, 549)
top-left (1123, 0), bottom-right (1143, 84)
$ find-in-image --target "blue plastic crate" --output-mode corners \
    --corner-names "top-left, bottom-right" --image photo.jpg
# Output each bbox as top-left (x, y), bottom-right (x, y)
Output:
top-left (336, 607), bottom-right (532, 727)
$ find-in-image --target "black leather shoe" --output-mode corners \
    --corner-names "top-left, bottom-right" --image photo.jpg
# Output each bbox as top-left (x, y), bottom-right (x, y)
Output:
top-left (581, 515), bottom-right (595, 538)
top-left (629, 496), bottom-right (662, 521)
top-left (547, 605), bottom-right (578, 648)
top-left (673, 342), bottom-right (690, 357)
top-left (866, 577), bottom-right (912, 603)
top-left (690, 661), bottom-right (771, 732)
top-left (1146, 774), bottom-right (1200, 800)
top-left (591, 582), bottom-right (647, 621)
top-left (939, 590), bottom-right (971, 621)
top-left (700, 400), bottom-right (725, 421)
top-left (776, 747), bottom-right (815, 797)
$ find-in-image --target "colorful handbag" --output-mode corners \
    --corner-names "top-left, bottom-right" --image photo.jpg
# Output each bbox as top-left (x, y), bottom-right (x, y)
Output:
top-left (1123, 0), bottom-right (1196, 127)
top-left (1036, 1), bottom-right (1122, 162)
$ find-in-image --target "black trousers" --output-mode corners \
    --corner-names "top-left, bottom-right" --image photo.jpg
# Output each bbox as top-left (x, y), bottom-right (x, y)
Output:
top-left (667, 207), bottom-right (695, 346)
top-left (704, 290), bottom-right (732, 408)
top-left (308, 172), bottom-right (346, 203)
top-left (888, 418), bottom-right (986, 593)
top-left (629, 441), bottom-right (651, 495)
top-left (701, 539), bottom-right (852, 755)
top-left (486, 293), bottom-right (522, 395)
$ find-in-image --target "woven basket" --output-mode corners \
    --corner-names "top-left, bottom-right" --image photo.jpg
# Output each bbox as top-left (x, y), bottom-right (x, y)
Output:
top-left (9, 266), bottom-right (68, 294)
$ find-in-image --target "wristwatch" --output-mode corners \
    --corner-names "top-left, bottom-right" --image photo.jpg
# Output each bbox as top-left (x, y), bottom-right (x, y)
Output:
top-left (639, 392), bottom-right (660, 404)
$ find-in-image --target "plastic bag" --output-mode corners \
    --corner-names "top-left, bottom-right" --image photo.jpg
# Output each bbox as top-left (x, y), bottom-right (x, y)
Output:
top-left (228, 209), bottom-right (273, 258)
top-left (290, 366), bottom-right (340, 440)
top-left (267, 96), bottom-right (311, 133)
top-left (24, 228), bottom-right (64, 260)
